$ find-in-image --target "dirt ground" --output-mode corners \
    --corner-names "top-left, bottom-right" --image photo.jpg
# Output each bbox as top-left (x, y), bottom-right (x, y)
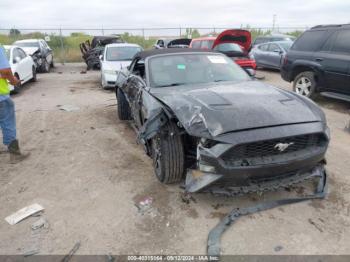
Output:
top-left (0, 63), bottom-right (349, 256)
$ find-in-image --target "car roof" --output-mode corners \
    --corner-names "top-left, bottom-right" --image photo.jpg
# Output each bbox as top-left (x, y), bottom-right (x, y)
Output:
top-left (256, 34), bottom-right (293, 39)
top-left (105, 43), bottom-right (141, 48)
top-left (14, 39), bottom-right (41, 43)
top-left (311, 24), bottom-right (350, 30)
top-left (191, 36), bottom-right (216, 41)
top-left (258, 40), bottom-right (293, 46)
top-left (133, 48), bottom-right (219, 60)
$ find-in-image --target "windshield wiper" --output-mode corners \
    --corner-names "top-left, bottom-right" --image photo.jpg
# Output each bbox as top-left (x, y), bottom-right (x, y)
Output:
top-left (156, 83), bottom-right (186, 87)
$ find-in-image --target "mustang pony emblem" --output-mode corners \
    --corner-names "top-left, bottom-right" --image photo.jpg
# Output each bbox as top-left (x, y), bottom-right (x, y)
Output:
top-left (274, 142), bottom-right (294, 152)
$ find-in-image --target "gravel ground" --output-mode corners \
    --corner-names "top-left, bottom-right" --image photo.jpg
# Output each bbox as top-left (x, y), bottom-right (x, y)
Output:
top-left (0, 64), bottom-right (349, 255)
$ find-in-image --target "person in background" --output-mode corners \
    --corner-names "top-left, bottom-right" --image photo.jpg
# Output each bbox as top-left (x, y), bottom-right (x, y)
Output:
top-left (0, 44), bottom-right (30, 163)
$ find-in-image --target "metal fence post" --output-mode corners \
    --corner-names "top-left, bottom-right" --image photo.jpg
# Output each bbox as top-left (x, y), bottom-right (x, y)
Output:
top-left (59, 28), bottom-right (65, 65)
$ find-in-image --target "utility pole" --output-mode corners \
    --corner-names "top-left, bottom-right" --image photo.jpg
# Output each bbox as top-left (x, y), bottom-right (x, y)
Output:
top-left (272, 14), bottom-right (277, 31)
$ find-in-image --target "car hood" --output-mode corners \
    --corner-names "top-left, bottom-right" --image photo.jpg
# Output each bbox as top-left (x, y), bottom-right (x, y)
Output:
top-left (212, 29), bottom-right (251, 51)
top-left (20, 47), bottom-right (40, 55)
top-left (102, 60), bottom-right (132, 70)
top-left (150, 81), bottom-right (324, 138)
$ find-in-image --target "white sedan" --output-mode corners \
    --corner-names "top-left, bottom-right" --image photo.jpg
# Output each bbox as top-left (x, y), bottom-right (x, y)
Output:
top-left (100, 43), bottom-right (143, 89)
top-left (4, 45), bottom-right (36, 93)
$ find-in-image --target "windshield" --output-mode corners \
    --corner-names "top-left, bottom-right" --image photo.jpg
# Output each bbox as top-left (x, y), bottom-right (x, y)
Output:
top-left (213, 43), bottom-right (243, 53)
top-left (106, 46), bottom-right (142, 61)
top-left (15, 41), bottom-right (40, 48)
top-left (279, 42), bottom-right (293, 51)
top-left (149, 54), bottom-right (250, 88)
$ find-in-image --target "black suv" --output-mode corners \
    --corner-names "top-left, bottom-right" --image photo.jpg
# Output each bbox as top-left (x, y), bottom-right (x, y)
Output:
top-left (281, 24), bottom-right (350, 101)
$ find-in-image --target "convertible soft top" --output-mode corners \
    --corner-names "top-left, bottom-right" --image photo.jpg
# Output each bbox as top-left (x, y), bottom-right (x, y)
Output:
top-left (133, 48), bottom-right (219, 60)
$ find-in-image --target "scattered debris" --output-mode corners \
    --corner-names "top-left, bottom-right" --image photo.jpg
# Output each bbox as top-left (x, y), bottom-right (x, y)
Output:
top-left (31, 217), bottom-right (48, 230)
top-left (181, 192), bottom-right (196, 205)
top-left (61, 241), bottom-right (81, 262)
top-left (308, 218), bottom-right (323, 232)
top-left (274, 245), bottom-right (283, 252)
top-left (23, 249), bottom-right (40, 257)
top-left (5, 203), bottom-right (44, 225)
top-left (207, 172), bottom-right (327, 257)
top-left (57, 71), bottom-right (63, 74)
top-left (135, 196), bottom-right (153, 215)
top-left (58, 105), bottom-right (80, 112)
top-left (80, 70), bottom-right (87, 74)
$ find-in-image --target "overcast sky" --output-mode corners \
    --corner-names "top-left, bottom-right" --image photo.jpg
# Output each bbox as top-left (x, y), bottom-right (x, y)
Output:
top-left (0, 0), bottom-right (349, 30)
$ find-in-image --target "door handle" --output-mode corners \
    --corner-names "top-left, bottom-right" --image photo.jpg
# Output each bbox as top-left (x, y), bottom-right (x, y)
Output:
top-left (315, 58), bottom-right (324, 62)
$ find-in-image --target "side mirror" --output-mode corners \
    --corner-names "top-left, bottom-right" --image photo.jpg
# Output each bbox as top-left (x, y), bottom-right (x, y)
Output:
top-left (245, 68), bottom-right (256, 77)
top-left (14, 56), bottom-right (21, 63)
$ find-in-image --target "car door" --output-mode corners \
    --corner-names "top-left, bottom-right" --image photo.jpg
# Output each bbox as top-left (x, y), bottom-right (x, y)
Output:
top-left (12, 48), bottom-right (26, 80)
top-left (255, 44), bottom-right (269, 66)
top-left (315, 29), bottom-right (350, 95)
top-left (266, 43), bottom-right (283, 68)
top-left (17, 47), bottom-right (32, 80)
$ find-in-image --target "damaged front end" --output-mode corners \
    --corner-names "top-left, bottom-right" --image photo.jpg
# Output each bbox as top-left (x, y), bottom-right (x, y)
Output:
top-left (185, 122), bottom-right (330, 195)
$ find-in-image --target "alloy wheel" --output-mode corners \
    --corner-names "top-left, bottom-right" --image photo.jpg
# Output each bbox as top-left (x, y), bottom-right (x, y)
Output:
top-left (295, 76), bottom-right (312, 96)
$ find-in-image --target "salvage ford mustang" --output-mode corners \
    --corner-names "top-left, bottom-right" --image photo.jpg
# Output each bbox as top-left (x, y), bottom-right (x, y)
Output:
top-left (115, 49), bottom-right (329, 194)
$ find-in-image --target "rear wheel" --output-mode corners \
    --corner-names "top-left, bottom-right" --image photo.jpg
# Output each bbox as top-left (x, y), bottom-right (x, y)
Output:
top-left (151, 121), bottom-right (185, 184)
top-left (293, 71), bottom-right (317, 99)
top-left (116, 88), bottom-right (132, 120)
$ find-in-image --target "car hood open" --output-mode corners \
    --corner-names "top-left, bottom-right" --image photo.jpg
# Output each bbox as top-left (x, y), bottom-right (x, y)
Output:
top-left (212, 29), bottom-right (251, 51)
top-left (150, 81), bottom-right (324, 138)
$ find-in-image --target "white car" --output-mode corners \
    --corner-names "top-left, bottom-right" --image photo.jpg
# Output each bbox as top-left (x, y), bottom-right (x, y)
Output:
top-left (13, 39), bottom-right (54, 73)
top-left (100, 43), bottom-right (143, 89)
top-left (4, 45), bottom-right (36, 93)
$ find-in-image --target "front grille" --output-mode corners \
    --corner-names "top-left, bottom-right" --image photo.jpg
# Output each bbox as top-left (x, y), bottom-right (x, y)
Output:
top-left (222, 133), bottom-right (326, 167)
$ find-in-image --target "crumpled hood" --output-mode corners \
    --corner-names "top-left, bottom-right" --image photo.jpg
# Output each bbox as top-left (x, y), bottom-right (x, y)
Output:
top-left (150, 81), bottom-right (324, 138)
top-left (20, 47), bottom-right (40, 55)
top-left (102, 60), bottom-right (131, 71)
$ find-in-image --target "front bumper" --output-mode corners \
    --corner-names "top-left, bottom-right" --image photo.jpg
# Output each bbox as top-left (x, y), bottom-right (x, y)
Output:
top-left (185, 122), bottom-right (329, 192)
top-left (102, 72), bottom-right (117, 87)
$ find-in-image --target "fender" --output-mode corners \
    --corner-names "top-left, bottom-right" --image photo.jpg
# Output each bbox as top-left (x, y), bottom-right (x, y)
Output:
top-left (291, 60), bottom-right (327, 90)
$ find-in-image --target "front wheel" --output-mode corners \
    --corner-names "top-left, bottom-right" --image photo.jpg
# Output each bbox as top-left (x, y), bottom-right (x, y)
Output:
top-left (41, 59), bottom-right (50, 73)
top-left (116, 88), bottom-right (132, 120)
top-left (151, 121), bottom-right (185, 184)
top-left (293, 71), bottom-right (317, 99)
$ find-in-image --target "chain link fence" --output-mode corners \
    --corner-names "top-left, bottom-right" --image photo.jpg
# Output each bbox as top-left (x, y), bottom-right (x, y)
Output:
top-left (0, 26), bottom-right (308, 63)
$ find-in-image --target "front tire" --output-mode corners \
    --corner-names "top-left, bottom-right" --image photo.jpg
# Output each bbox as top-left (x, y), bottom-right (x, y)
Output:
top-left (151, 121), bottom-right (185, 184)
top-left (116, 88), bottom-right (132, 120)
top-left (41, 59), bottom-right (50, 73)
top-left (293, 71), bottom-right (317, 99)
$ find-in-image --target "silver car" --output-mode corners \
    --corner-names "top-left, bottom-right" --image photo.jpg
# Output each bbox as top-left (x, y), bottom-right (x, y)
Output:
top-left (249, 41), bottom-right (292, 69)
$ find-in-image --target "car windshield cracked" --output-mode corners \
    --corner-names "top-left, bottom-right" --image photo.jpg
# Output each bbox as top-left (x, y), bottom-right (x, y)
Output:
top-left (148, 53), bottom-right (250, 88)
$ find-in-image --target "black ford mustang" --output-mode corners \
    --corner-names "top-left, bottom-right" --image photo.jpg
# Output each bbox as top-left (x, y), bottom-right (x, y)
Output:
top-left (115, 49), bottom-right (329, 193)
